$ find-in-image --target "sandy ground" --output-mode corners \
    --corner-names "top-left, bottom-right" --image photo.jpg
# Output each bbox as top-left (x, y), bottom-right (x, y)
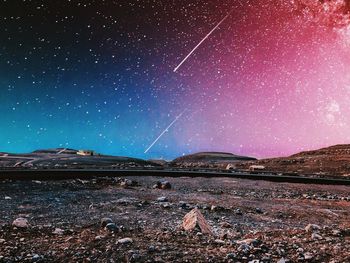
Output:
top-left (0, 176), bottom-right (349, 262)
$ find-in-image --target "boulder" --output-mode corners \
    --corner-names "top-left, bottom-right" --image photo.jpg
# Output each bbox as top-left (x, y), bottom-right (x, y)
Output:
top-left (182, 208), bottom-right (213, 235)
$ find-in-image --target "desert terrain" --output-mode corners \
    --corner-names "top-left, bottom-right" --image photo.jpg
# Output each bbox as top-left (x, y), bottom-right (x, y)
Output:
top-left (235, 145), bottom-right (350, 178)
top-left (0, 175), bottom-right (349, 262)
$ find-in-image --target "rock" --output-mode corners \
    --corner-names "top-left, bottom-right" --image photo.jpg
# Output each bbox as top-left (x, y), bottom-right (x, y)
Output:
top-left (179, 201), bottom-right (188, 209)
top-left (236, 238), bottom-right (260, 246)
top-left (182, 208), bottom-right (213, 235)
top-left (148, 245), bottom-right (156, 253)
top-left (311, 233), bottom-right (322, 240)
top-left (105, 223), bottom-right (118, 232)
top-left (332, 229), bottom-right (341, 236)
top-left (255, 207), bottom-right (263, 214)
top-left (120, 179), bottom-right (134, 188)
top-left (100, 217), bottom-right (113, 227)
top-left (32, 254), bottom-right (41, 261)
top-left (117, 237), bottom-right (133, 244)
top-left (128, 252), bottom-right (141, 262)
top-left (305, 224), bottom-right (321, 233)
top-left (162, 203), bottom-right (171, 209)
top-left (226, 253), bottom-right (237, 260)
top-left (211, 205), bottom-right (225, 211)
top-left (12, 218), bottom-right (29, 228)
top-left (95, 235), bottom-right (104, 240)
top-left (0, 239), bottom-right (5, 244)
top-left (234, 208), bottom-right (243, 215)
top-left (297, 248), bottom-right (304, 253)
top-left (152, 182), bottom-right (161, 189)
top-left (237, 243), bottom-right (251, 254)
top-left (52, 228), bottom-right (64, 235)
top-left (160, 181), bottom-right (171, 190)
top-left (4, 196), bottom-right (11, 200)
top-left (153, 181), bottom-right (171, 190)
top-left (214, 239), bottom-right (225, 244)
top-left (277, 258), bottom-right (286, 263)
top-left (220, 221), bottom-right (232, 228)
top-left (156, 196), bottom-right (168, 202)
top-left (304, 252), bottom-right (313, 260)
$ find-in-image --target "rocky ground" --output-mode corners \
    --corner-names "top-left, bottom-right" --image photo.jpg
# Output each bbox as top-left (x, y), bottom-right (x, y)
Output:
top-left (0, 176), bottom-right (349, 262)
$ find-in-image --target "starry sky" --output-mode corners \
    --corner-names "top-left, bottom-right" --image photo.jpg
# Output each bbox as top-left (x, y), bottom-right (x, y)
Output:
top-left (1, 0), bottom-right (350, 160)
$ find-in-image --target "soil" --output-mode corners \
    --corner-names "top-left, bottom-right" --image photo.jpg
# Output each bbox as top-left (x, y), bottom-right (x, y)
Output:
top-left (0, 176), bottom-right (349, 262)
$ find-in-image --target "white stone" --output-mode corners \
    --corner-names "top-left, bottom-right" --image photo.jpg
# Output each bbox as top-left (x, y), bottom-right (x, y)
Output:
top-left (116, 237), bottom-right (133, 244)
top-left (12, 218), bottom-right (29, 228)
top-left (52, 228), bottom-right (64, 235)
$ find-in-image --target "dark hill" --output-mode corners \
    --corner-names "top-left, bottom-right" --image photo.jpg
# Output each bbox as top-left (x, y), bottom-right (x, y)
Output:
top-left (236, 144), bottom-right (350, 177)
top-left (172, 152), bottom-right (256, 167)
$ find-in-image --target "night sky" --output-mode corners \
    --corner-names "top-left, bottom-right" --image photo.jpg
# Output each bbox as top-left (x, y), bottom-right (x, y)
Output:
top-left (1, 0), bottom-right (350, 159)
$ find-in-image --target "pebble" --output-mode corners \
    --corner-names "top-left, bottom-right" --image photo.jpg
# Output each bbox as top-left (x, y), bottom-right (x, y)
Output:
top-left (311, 233), bottom-right (322, 240)
top-left (234, 208), bottom-right (243, 215)
top-left (304, 252), bottom-right (313, 260)
top-left (296, 248), bottom-right (304, 253)
top-left (52, 228), bottom-right (64, 235)
top-left (148, 245), bottom-right (156, 253)
top-left (214, 239), bottom-right (225, 244)
top-left (332, 229), bottom-right (341, 236)
top-left (162, 203), bottom-right (171, 209)
top-left (160, 181), bottom-right (171, 190)
top-left (32, 254), bottom-right (41, 261)
top-left (100, 217), bottom-right (113, 227)
top-left (157, 196), bottom-right (168, 202)
top-left (117, 237), bottom-right (133, 244)
top-left (153, 181), bottom-right (172, 190)
top-left (105, 223), bottom-right (118, 232)
top-left (255, 207), bottom-right (263, 214)
top-left (120, 179), bottom-right (134, 188)
top-left (226, 253), bottom-right (237, 259)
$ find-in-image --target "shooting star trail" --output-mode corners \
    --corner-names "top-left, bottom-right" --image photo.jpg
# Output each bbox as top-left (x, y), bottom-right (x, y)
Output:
top-left (173, 9), bottom-right (234, 73)
top-left (144, 110), bottom-right (186, 154)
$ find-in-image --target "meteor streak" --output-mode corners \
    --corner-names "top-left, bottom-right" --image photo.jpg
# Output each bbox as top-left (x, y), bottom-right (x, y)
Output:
top-left (144, 110), bottom-right (186, 154)
top-left (173, 9), bottom-right (234, 73)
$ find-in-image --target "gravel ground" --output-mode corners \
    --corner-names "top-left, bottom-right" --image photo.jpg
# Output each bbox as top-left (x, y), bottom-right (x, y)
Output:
top-left (0, 176), bottom-right (349, 262)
